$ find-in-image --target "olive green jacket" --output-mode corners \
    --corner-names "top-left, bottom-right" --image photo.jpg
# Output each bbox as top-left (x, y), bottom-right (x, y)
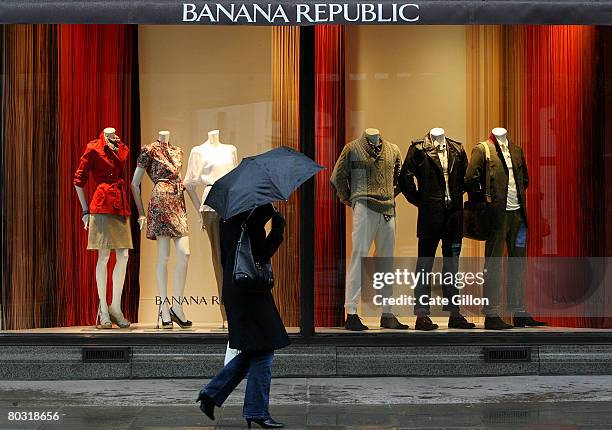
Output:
top-left (464, 136), bottom-right (529, 227)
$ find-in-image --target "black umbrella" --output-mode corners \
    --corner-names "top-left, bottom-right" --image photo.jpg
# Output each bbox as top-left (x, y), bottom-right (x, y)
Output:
top-left (204, 146), bottom-right (324, 220)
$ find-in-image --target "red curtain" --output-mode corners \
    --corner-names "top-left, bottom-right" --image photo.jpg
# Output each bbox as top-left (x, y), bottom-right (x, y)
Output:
top-left (57, 25), bottom-right (141, 326)
top-left (314, 25), bottom-right (346, 327)
top-left (511, 26), bottom-right (608, 327)
top-left (1, 24), bottom-right (140, 329)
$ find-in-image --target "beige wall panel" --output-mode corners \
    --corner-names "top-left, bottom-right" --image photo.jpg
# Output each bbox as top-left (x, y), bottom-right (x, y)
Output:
top-left (345, 25), bottom-right (467, 260)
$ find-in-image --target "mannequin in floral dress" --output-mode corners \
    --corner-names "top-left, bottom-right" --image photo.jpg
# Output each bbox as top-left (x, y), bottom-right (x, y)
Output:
top-left (131, 131), bottom-right (192, 328)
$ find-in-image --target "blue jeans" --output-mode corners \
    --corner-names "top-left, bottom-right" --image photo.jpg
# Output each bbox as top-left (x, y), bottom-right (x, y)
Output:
top-left (201, 350), bottom-right (274, 420)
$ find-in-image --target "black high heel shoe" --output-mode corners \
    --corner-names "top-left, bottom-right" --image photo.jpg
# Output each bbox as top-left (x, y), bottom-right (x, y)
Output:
top-left (158, 312), bottom-right (173, 329)
top-left (246, 418), bottom-right (284, 428)
top-left (196, 391), bottom-right (215, 421)
top-left (170, 308), bottom-right (193, 328)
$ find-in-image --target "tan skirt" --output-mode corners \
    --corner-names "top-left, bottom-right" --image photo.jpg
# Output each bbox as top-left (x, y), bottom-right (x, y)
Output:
top-left (87, 214), bottom-right (133, 250)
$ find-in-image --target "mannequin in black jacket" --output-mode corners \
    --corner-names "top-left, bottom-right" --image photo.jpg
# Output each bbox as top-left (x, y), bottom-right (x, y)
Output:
top-left (400, 129), bottom-right (476, 331)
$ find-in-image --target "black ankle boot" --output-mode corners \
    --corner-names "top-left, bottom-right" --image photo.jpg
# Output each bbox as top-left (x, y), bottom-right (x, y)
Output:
top-left (246, 417), bottom-right (284, 428)
top-left (415, 315), bottom-right (439, 331)
top-left (344, 314), bottom-right (368, 331)
top-left (448, 314), bottom-right (476, 329)
top-left (196, 391), bottom-right (216, 421)
top-left (513, 315), bottom-right (547, 327)
top-left (380, 314), bottom-right (409, 330)
top-left (484, 316), bottom-right (513, 330)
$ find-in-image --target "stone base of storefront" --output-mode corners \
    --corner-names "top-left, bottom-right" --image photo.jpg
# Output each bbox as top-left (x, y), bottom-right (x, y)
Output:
top-left (1, 330), bottom-right (612, 380)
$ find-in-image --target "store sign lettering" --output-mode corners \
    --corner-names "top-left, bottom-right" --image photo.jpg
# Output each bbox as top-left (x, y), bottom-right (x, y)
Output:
top-left (182, 3), bottom-right (420, 24)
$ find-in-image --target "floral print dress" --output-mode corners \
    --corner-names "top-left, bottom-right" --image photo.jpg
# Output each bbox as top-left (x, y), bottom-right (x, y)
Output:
top-left (137, 140), bottom-right (189, 240)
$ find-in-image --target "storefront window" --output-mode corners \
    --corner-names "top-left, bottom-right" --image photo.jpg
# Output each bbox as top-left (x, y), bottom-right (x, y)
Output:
top-left (314, 24), bottom-right (612, 332)
top-left (0, 25), bottom-right (301, 333)
top-left (1, 23), bottom-right (611, 336)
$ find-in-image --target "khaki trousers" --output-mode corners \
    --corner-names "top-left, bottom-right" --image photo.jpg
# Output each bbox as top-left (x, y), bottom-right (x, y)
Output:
top-left (202, 210), bottom-right (227, 321)
top-left (345, 201), bottom-right (396, 315)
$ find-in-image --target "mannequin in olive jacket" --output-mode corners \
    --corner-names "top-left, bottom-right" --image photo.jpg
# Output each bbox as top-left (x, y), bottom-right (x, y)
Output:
top-left (464, 128), bottom-right (546, 330)
top-left (400, 128), bottom-right (475, 331)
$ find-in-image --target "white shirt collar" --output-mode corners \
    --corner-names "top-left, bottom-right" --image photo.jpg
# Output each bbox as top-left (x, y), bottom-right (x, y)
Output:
top-left (431, 135), bottom-right (446, 150)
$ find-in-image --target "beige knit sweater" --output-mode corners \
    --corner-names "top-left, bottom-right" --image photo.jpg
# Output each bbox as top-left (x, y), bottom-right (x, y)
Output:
top-left (330, 133), bottom-right (402, 216)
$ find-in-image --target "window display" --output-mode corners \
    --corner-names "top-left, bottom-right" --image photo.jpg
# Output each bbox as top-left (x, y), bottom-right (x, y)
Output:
top-left (1, 23), bottom-right (611, 337)
top-left (132, 130), bottom-right (192, 329)
top-left (330, 128), bottom-right (407, 331)
top-left (73, 128), bottom-right (133, 329)
top-left (184, 129), bottom-right (239, 328)
top-left (399, 129), bottom-right (475, 331)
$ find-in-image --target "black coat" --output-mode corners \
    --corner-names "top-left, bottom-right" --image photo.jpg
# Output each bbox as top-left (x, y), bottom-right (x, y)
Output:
top-left (399, 135), bottom-right (468, 240)
top-left (220, 204), bottom-right (290, 352)
top-left (464, 136), bottom-right (529, 228)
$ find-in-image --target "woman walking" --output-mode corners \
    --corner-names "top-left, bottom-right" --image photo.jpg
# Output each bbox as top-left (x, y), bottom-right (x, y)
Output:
top-left (197, 203), bottom-right (289, 429)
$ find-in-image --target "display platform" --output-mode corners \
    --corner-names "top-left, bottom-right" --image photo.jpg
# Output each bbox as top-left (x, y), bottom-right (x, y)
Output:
top-left (1, 325), bottom-right (301, 335)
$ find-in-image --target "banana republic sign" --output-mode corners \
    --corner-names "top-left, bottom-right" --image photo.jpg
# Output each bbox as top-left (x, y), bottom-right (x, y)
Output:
top-left (182, 2), bottom-right (420, 24)
top-left (1, 1), bottom-right (610, 25)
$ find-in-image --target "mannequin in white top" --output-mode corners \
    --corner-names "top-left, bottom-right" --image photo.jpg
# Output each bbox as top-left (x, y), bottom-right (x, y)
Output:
top-left (184, 129), bottom-right (238, 329)
top-left (75, 127), bottom-right (129, 329)
top-left (131, 131), bottom-right (191, 327)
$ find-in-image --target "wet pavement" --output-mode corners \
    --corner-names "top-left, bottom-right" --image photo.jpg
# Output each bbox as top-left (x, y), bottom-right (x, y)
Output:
top-left (1, 376), bottom-right (612, 429)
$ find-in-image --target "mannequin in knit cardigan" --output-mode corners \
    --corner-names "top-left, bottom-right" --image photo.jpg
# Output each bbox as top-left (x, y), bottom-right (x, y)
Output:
top-left (331, 128), bottom-right (409, 331)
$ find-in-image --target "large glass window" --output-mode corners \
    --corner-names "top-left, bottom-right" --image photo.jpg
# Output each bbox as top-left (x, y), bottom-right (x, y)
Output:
top-left (1, 24), bottom-right (611, 336)
top-left (314, 25), bottom-right (612, 333)
top-left (0, 24), bottom-right (301, 333)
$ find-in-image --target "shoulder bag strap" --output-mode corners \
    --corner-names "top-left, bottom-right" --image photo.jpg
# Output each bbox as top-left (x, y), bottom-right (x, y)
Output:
top-left (479, 142), bottom-right (492, 203)
top-left (238, 208), bottom-right (257, 244)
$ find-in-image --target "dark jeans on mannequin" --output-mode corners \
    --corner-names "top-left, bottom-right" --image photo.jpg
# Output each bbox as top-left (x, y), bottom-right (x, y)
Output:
top-left (482, 209), bottom-right (528, 318)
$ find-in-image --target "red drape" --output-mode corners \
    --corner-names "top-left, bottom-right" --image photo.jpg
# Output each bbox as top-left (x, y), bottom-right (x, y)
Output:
top-left (0, 24), bottom-right (140, 329)
top-left (57, 24), bottom-right (141, 326)
top-left (314, 25), bottom-right (346, 327)
top-left (514, 26), bottom-right (608, 327)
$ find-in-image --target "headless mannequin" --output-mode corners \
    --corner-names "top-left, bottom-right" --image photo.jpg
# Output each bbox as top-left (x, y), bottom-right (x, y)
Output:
top-left (75, 127), bottom-right (130, 328)
top-left (131, 131), bottom-right (191, 326)
top-left (430, 127), bottom-right (446, 145)
top-left (365, 127), bottom-right (381, 145)
top-left (185, 129), bottom-right (228, 329)
top-left (492, 127), bottom-right (508, 145)
top-left (185, 129), bottom-right (222, 225)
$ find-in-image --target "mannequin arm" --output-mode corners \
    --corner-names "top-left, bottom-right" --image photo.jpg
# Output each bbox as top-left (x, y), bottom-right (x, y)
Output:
top-left (399, 145), bottom-right (421, 206)
top-left (185, 185), bottom-right (202, 213)
top-left (185, 185), bottom-right (204, 227)
top-left (330, 145), bottom-right (351, 206)
top-left (74, 185), bottom-right (90, 229)
top-left (130, 167), bottom-right (147, 230)
top-left (465, 145), bottom-right (485, 195)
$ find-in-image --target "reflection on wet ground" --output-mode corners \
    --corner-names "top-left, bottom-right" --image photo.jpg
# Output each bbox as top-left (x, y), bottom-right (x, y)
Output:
top-left (1, 402), bottom-right (611, 429)
top-left (1, 376), bottom-right (612, 429)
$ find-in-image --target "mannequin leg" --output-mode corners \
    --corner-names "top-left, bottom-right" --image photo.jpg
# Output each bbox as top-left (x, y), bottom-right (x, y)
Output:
top-left (95, 250), bottom-right (111, 316)
top-left (109, 248), bottom-right (129, 315)
top-left (156, 237), bottom-right (172, 321)
top-left (171, 236), bottom-right (191, 321)
top-left (202, 211), bottom-right (226, 325)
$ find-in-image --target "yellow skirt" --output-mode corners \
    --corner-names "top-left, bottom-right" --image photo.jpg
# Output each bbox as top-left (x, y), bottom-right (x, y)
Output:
top-left (87, 214), bottom-right (133, 250)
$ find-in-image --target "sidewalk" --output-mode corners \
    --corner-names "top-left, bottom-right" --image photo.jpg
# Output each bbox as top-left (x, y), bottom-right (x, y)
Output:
top-left (1, 376), bottom-right (612, 429)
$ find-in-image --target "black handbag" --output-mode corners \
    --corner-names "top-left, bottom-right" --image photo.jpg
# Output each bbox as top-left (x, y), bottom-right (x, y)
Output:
top-left (463, 142), bottom-right (494, 241)
top-left (233, 209), bottom-right (275, 293)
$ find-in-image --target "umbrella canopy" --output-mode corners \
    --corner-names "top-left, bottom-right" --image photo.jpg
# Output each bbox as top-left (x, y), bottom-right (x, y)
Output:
top-left (204, 146), bottom-right (324, 220)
